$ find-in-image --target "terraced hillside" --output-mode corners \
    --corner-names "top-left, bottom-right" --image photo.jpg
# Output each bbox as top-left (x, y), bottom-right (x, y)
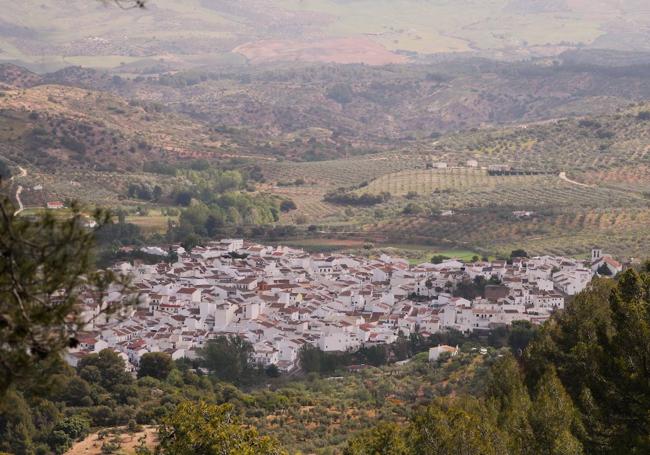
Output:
top-left (1, 59), bottom-right (649, 258)
top-left (260, 153), bottom-right (427, 188)
top-left (260, 103), bottom-right (650, 258)
top-left (360, 168), bottom-right (553, 197)
top-left (363, 206), bottom-right (650, 258)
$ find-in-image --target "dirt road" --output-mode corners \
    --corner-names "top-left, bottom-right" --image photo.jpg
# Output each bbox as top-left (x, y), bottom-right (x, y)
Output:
top-left (12, 166), bottom-right (27, 215)
top-left (559, 171), bottom-right (591, 188)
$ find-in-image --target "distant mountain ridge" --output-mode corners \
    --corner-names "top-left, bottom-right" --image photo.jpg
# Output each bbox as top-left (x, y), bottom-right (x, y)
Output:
top-left (2, 0), bottom-right (650, 69)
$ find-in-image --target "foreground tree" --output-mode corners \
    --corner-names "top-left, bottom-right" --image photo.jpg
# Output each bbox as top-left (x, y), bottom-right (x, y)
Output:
top-left (344, 423), bottom-right (409, 455)
top-left (528, 368), bottom-right (583, 455)
top-left (409, 397), bottom-right (508, 455)
top-left (156, 401), bottom-right (285, 455)
top-left (525, 270), bottom-right (650, 453)
top-left (0, 196), bottom-right (131, 395)
top-left (485, 354), bottom-right (534, 454)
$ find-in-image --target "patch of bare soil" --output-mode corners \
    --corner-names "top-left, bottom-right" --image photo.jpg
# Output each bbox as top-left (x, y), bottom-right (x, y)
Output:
top-left (233, 37), bottom-right (409, 65)
top-left (65, 426), bottom-right (157, 455)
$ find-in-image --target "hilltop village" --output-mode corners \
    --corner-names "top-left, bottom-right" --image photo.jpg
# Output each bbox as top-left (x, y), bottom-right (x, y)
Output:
top-left (66, 240), bottom-right (624, 373)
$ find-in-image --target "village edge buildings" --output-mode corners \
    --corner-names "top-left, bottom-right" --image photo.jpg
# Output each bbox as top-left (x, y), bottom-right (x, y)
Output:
top-left (66, 241), bottom-right (624, 372)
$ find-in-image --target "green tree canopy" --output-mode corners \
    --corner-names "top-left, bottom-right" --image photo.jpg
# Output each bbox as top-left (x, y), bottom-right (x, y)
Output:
top-left (77, 349), bottom-right (133, 392)
top-left (156, 401), bottom-right (286, 455)
top-left (510, 249), bottom-right (529, 258)
top-left (525, 270), bottom-right (650, 453)
top-left (485, 354), bottom-right (533, 454)
top-left (138, 352), bottom-right (175, 380)
top-left (0, 390), bottom-right (35, 454)
top-left (0, 196), bottom-right (130, 395)
top-left (528, 368), bottom-right (583, 455)
top-left (197, 336), bottom-right (254, 384)
top-left (409, 397), bottom-right (508, 455)
top-left (431, 255), bottom-right (450, 264)
top-left (344, 422), bottom-right (409, 455)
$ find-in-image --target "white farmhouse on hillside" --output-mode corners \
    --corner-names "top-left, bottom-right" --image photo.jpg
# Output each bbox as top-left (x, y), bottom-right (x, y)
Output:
top-left (428, 345), bottom-right (459, 362)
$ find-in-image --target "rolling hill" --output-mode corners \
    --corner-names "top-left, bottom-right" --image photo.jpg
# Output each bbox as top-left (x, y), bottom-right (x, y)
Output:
top-left (6, 53), bottom-right (650, 165)
top-left (260, 102), bottom-right (650, 258)
top-left (2, 55), bottom-right (650, 258)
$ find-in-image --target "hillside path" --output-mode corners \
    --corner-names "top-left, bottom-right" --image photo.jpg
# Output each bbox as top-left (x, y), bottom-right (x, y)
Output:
top-left (12, 166), bottom-right (27, 215)
top-left (559, 171), bottom-right (592, 188)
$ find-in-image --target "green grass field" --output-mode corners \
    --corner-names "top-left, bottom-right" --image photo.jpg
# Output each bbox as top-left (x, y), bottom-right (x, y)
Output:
top-left (18, 207), bottom-right (72, 218)
top-left (126, 209), bottom-right (178, 235)
top-left (277, 237), bottom-right (481, 263)
top-left (378, 245), bottom-right (482, 264)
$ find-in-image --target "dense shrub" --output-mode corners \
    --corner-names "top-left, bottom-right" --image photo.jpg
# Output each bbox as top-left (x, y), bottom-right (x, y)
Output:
top-left (324, 191), bottom-right (391, 206)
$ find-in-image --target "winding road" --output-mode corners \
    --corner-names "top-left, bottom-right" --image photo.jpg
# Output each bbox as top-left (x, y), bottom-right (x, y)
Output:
top-left (559, 171), bottom-right (592, 188)
top-left (11, 166), bottom-right (27, 216)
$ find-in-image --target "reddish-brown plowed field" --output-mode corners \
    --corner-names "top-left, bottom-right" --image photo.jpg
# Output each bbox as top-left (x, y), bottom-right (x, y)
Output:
top-left (233, 37), bottom-right (409, 65)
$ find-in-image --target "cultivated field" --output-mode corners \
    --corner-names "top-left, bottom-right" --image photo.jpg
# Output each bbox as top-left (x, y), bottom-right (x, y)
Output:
top-left (271, 186), bottom-right (342, 223)
top-left (260, 154), bottom-right (424, 188)
top-left (259, 105), bottom-right (650, 258)
top-left (274, 0), bottom-right (608, 55)
top-left (576, 165), bottom-right (650, 192)
top-left (370, 171), bottom-right (643, 210)
top-left (233, 37), bottom-right (408, 65)
top-left (4, 0), bottom-right (640, 70)
top-left (360, 168), bottom-right (551, 197)
top-left (364, 206), bottom-right (650, 258)
top-left (125, 209), bottom-right (178, 235)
